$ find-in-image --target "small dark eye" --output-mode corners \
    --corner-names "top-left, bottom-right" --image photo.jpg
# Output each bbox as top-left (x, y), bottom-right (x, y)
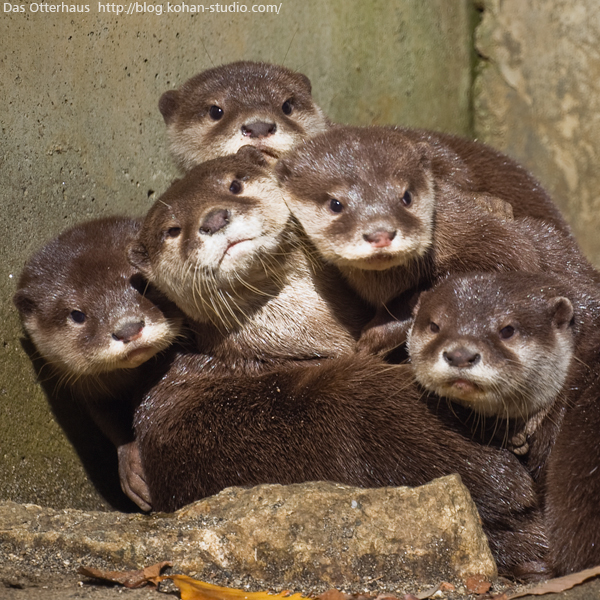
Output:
top-left (329, 198), bottom-right (344, 213)
top-left (429, 322), bottom-right (440, 333)
top-left (282, 99), bottom-right (293, 115)
top-left (209, 105), bottom-right (224, 120)
top-left (229, 180), bottom-right (242, 194)
top-left (401, 190), bottom-right (413, 206)
top-left (500, 325), bottom-right (515, 339)
top-left (166, 227), bottom-right (181, 238)
top-left (70, 310), bottom-right (86, 324)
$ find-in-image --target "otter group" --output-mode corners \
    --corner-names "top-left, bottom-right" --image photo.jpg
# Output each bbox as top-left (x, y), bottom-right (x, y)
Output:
top-left (14, 61), bottom-right (600, 579)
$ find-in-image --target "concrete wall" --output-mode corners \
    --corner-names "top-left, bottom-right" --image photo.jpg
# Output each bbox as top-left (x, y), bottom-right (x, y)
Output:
top-left (0, 1), bottom-right (475, 510)
top-left (474, 0), bottom-right (600, 265)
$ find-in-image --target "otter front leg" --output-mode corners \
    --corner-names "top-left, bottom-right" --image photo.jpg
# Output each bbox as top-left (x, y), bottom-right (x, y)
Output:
top-left (356, 307), bottom-right (410, 356)
top-left (356, 292), bottom-right (418, 356)
top-left (118, 440), bottom-right (152, 512)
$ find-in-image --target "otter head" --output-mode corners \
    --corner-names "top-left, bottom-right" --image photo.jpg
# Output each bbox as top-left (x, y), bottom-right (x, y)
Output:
top-left (129, 145), bottom-right (293, 327)
top-left (159, 61), bottom-right (329, 171)
top-left (13, 217), bottom-right (183, 378)
top-left (407, 272), bottom-right (575, 420)
top-left (276, 126), bottom-right (436, 273)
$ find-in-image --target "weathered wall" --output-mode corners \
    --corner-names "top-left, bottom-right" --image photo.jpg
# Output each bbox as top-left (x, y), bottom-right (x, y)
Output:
top-left (0, 1), bottom-right (475, 510)
top-left (474, 0), bottom-right (600, 266)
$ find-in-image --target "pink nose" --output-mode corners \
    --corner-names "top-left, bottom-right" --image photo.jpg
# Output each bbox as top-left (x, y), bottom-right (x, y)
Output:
top-left (363, 230), bottom-right (396, 248)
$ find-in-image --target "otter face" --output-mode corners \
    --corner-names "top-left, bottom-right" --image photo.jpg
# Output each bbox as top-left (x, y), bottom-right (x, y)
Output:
top-left (129, 146), bottom-right (291, 326)
top-left (277, 126), bottom-right (436, 272)
top-left (13, 218), bottom-right (183, 378)
top-left (160, 61), bottom-right (329, 171)
top-left (407, 273), bottom-right (575, 419)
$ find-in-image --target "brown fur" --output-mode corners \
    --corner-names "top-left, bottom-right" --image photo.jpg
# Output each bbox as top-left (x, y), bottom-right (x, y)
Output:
top-left (276, 126), bottom-right (598, 354)
top-left (159, 61), bottom-right (330, 171)
top-left (129, 146), bottom-right (371, 370)
top-left (13, 216), bottom-right (184, 510)
top-left (406, 271), bottom-right (600, 575)
top-left (134, 351), bottom-right (549, 578)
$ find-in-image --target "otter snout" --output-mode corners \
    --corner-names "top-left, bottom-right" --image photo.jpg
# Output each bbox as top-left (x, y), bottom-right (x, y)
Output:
top-left (242, 121), bottom-right (277, 138)
top-left (200, 209), bottom-right (230, 235)
top-left (363, 229), bottom-right (397, 248)
top-left (443, 346), bottom-right (481, 368)
top-left (112, 320), bottom-right (145, 343)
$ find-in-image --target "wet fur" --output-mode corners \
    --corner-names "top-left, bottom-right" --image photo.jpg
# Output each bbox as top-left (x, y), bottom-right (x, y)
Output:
top-left (407, 271), bottom-right (600, 575)
top-left (135, 351), bottom-right (549, 578)
top-left (159, 61), bottom-right (330, 171)
top-left (13, 217), bottom-right (184, 509)
top-left (277, 126), bottom-right (599, 353)
top-left (129, 146), bottom-right (371, 369)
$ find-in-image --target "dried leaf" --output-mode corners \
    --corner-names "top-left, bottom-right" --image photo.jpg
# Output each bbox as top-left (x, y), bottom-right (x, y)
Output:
top-left (507, 564), bottom-right (600, 598)
top-left (77, 561), bottom-right (172, 588)
top-left (318, 591), bottom-right (349, 600)
top-left (165, 575), bottom-right (312, 600)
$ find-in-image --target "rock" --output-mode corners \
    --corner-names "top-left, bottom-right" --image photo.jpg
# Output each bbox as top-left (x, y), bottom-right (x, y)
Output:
top-left (0, 476), bottom-right (495, 594)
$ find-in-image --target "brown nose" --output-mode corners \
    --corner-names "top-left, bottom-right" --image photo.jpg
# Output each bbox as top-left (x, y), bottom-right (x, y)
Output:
top-left (363, 230), bottom-right (396, 248)
top-left (199, 209), bottom-right (229, 235)
top-left (443, 347), bottom-right (481, 368)
top-left (241, 121), bottom-right (277, 138)
top-left (113, 321), bottom-right (144, 343)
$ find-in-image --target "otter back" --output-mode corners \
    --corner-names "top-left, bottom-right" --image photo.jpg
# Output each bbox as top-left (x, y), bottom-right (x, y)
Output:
top-left (135, 351), bottom-right (548, 578)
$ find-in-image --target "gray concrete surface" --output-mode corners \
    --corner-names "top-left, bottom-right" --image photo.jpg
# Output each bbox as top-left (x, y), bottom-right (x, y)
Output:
top-left (474, 0), bottom-right (600, 265)
top-left (0, 0), bottom-right (475, 510)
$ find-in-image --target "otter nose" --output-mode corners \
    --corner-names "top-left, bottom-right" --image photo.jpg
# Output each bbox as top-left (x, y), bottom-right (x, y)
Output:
top-left (443, 347), bottom-right (481, 368)
top-left (363, 230), bottom-right (396, 248)
top-left (199, 209), bottom-right (229, 235)
top-left (112, 320), bottom-right (144, 343)
top-left (241, 121), bottom-right (277, 138)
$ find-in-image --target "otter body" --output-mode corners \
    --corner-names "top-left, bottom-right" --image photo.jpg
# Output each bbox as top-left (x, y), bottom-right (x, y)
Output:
top-left (406, 271), bottom-right (600, 575)
top-left (276, 126), bottom-right (597, 353)
top-left (135, 351), bottom-right (548, 578)
top-left (14, 217), bottom-right (184, 510)
top-left (129, 146), bottom-right (370, 369)
top-left (159, 61), bottom-right (330, 171)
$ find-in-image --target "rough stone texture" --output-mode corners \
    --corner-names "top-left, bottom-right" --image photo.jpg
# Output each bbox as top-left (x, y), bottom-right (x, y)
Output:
top-left (474, 0), bottom-right (600, 266)
top-left (1, 2), bottom-right (474, 509)
top-left (0, 477), bottom-right (496, 594)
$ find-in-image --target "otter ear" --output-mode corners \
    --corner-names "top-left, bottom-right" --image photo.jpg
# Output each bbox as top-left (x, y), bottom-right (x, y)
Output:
top-left (128, 241), bottom-right (153, 279)
top-left (236, 145), bottom-right (268, 167)
top-left (295, 73), bottom-right (312, 94)
top-left (13, 289), bottom-right (36, 318)
top-left (159, 90), bottom-right (180, 124)
top-left (550, 297), bottom-right (574, 331)
top-left (415, 142), bottom-right (432, 171)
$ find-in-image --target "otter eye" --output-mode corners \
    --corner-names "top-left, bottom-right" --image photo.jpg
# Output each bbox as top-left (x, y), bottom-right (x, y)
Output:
top-left (282, 99), bottom-right (293, 115)
top-left (500, 325), bottom-right (515, 339)
top-left (329, 198), bottom-right (344, 213)
top-left (429, 322), bottom-right (440, 334)
top-left (166, 227), bottom-right (181, 238)
top-left (70, 310), bottom-right (86, 324)
top-left (229, 180), bottom-right (242, 194)
top-left (401, 190), bottom-right (413, 207)
top-left (209, 105), bottom-right (224, 121)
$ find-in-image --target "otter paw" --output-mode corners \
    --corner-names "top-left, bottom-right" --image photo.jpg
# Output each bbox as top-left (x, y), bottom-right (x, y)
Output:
top-left (117, 440), bottom-right (152, 512)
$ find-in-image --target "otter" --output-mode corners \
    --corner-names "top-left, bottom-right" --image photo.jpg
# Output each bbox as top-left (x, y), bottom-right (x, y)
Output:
top-left (134, 350), bottom-right (550, 578)
top-left (13, 216), bottom-right (184, 511)
top-left (128, 145), bottom-right (370, 368)
top-left (276, 125), bottom-right (598, 354)
top-left (159, 61), bottom-right (330, 171)
top-left (406, 270), bottom-right (600, 575)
